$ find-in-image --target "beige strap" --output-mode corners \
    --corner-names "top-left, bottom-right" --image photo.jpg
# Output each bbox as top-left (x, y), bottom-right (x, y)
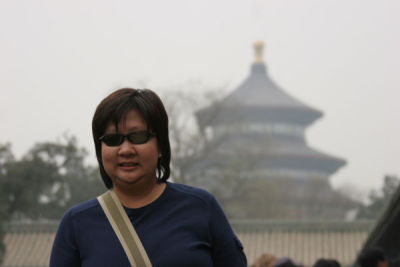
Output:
top-left (97, 190), bottom-right (152, 267)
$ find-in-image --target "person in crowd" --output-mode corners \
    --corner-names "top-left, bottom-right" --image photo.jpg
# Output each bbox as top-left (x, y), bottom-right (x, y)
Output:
top-left (274, 257), bottom-right (302, 267)
top-left (251, 253), bottom-right (277, 267)
top-left (357, 247), bottom-right (389, 267)
top-left (313, 258), bottom-right (341, 267)
top-left (49, 88), bottom-right (247, 267)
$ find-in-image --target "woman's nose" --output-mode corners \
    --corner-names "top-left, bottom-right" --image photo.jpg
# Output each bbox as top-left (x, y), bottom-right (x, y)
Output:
top-left (118, 139), bottom-right (137, 156)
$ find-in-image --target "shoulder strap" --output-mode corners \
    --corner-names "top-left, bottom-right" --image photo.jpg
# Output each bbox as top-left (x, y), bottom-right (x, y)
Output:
top-left (97, 190), bottom-right (152, 267)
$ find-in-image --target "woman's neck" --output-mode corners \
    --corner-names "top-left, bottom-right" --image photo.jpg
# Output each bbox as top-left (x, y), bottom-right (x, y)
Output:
top-left (112, 180), bottom-right (166, 209)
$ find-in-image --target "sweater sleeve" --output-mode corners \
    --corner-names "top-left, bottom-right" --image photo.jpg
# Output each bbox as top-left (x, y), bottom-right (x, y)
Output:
top-left (209, 196), bottom-right (247, 267)
top-left (49, 210), bottom-right (81, 267)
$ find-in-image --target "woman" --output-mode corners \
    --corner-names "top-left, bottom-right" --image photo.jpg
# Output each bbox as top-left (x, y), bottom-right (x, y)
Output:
top-left (50, 88), bottom-right (247, 267)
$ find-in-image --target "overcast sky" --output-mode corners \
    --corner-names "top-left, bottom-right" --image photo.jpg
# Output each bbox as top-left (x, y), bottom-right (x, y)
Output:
top-left (1, 0), bottom-right (399, 198)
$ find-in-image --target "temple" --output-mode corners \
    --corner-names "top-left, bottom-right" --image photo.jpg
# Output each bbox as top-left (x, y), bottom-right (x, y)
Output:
top-left (194, 42), bottom-right (350, 219)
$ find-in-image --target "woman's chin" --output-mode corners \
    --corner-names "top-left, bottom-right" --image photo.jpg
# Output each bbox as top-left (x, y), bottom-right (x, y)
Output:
top-left (117, 177), bottom-right (143, 185)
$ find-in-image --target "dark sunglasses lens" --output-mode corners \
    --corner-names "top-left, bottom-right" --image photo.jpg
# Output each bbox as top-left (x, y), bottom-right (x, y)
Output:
top-left (102, 134), bottom-right (124, 146)
top-left (127, 131), bottom-right (150, 144)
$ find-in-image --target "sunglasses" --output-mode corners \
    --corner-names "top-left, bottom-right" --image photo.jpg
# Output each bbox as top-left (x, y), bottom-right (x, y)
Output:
top-left (99, 131), bottom-right (155, 146)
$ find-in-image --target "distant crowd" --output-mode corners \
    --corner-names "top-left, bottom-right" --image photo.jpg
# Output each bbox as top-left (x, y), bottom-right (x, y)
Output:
top-left (251, 247), bottom-right (399, 267)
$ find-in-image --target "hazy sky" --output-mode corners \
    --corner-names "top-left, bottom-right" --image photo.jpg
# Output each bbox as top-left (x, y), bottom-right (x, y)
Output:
top-left (1, 0), bottom-right (399, 198)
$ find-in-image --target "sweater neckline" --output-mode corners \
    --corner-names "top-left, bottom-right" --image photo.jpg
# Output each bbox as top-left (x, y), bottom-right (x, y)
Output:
top-left (123, 182), bottom-right (170, 216)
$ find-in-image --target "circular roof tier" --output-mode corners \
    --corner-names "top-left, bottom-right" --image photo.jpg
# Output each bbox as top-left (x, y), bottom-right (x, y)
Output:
top-left (197, 62), bottom-right (322, 129)
top-left (203, 134), bottom-right (346, 174)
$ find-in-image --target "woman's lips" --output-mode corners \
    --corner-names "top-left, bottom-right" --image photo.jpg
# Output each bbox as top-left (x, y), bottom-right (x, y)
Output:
top-left (118, 162), bottom-right (139, 170)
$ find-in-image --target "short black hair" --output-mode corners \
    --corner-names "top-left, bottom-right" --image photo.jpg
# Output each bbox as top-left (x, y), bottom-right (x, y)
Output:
top-left (357, 247), bottom-right (386, 267)
top-left (313, 259), bottom-right (341, 267)
top-left (92, 88), bottom-right (171, 188)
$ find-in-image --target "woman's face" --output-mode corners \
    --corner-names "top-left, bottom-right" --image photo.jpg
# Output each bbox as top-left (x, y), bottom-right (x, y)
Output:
top-left (101, 109), bottom-right (159, 188)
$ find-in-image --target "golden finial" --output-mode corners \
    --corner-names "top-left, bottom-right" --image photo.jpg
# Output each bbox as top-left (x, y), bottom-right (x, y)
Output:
top-left (253, 41), bottom-right (264, 63)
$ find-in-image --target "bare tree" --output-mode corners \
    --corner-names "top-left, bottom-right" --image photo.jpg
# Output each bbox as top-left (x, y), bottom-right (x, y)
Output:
top-left (162, 87), bottom-right (227, 184)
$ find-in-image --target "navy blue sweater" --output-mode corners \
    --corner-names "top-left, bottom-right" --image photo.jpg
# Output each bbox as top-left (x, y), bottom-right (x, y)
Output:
top-left (50, 182), bottom-right (247, 267)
